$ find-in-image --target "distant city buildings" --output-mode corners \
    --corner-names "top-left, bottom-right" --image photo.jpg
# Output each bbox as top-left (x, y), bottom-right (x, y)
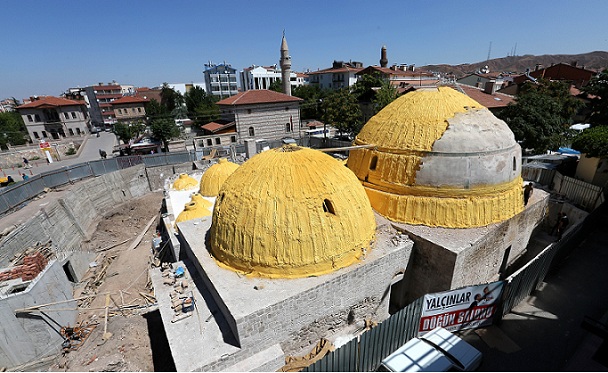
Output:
top-left (239, 65), bottom-right (305, 92)
top-left (307, 60), bottom-right (363, 90)
top-left (203, 62), bottom-right (238, 98)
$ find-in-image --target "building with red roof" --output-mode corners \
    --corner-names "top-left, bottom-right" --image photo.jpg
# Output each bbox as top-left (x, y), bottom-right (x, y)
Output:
top-left (84, 82), bottom-right (135, 128)
top-left (111, 96), bottom-right (150, 123)
top-left (307, 61), bottom-right (364, 90)
top-left (16, 96), bottom-right (90, 141)
top-left (197, 90), bottom-right (303, 149)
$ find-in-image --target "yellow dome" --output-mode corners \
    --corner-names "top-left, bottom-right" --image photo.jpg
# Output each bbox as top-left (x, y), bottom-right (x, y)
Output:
top-left (175, 201), bottom-right (211, 228)
top-left (347, 87), bottom-right (523, 228)
top-left (210, 145), bottom-right (376, 279)
top-left (199, 158), bottom-right (240, 197)
top-left (189, 193), bottom-right (214, 209)
top-left (172, 173), bottom-right (198, 190)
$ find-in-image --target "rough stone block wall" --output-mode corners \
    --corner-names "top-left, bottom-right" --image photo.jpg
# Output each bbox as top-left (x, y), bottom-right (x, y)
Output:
top-left (0, 260), bottom-right (77, 368)
top-left (235, 246), bottom-right (410, 356)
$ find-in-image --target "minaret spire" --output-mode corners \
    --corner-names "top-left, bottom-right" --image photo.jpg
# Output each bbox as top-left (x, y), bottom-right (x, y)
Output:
top-left (280, 31), bottom-right (292, 96)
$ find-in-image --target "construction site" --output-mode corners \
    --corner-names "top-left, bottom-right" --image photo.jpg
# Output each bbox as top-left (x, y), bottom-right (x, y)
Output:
top-left (0, 87), bottom-right (596, 371)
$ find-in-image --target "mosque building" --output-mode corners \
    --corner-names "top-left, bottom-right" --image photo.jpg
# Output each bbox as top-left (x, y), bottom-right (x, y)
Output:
top-left (149, 39), bottom-right (547, 371)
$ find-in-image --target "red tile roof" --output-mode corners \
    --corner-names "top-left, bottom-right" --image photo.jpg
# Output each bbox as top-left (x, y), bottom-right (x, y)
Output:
top-left (16, 96), bottom-right (84, 109)
top-left (201, 120), bottom-right (235, 133)
top-left (457, 84), bottom-right (515, 108)
top-left (217, 90), bottom-right (303, 106)
top-left (307, 66), bottom-right (363, 75)
top-left (111, 96), bottom-right (150, 105)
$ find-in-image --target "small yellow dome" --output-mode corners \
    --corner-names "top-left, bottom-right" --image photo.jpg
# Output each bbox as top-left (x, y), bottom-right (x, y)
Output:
top-left (189, 193), bottom-right (214, 209)
top-left (175, 201), bottom-right (211, 228)
top-left (210, 145), bottom-right (376, 278)
top-left (199, 158), bottom-right (240, 197)
top-left (172, 173), bottom-right (198, 190)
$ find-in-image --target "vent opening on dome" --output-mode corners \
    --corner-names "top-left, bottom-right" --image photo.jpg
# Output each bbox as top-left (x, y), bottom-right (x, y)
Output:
top-left (513, 156), bottom-right (517, 171)
top-left (369, 155), bottom-right (378, 171)
top-left (323, 199), bottom-right (336, 215)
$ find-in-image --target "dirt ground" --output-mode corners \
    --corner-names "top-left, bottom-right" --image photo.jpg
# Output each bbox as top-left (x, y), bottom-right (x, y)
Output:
top-left (46, 191), bottom-right (169, 372)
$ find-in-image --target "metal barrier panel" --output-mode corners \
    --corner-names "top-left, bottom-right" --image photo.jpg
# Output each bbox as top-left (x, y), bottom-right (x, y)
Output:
top-left (40, 169), bottom-right (71, 188)
top-left (0, 194), bottom-right (9, 214)
top-left (1, 182), bottom-right (34, 210)
top-left (142, 154), bottom-right (168, 167)
top-left (117, 155), bottom-right (143, 169)
top-left (23, 175), bottom-right (46, 197)
top-left (102, 158), bottom-right (120, 173)
top-left (67, 163), bottom-right (93, 182)
top-left (165, 152), bottom-right (191, 165)
top-left (89, 160), bottom-right (108, 176)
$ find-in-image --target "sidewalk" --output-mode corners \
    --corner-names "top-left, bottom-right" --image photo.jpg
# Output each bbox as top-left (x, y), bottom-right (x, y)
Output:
top-left (462, 203), bottom-right (608, 371)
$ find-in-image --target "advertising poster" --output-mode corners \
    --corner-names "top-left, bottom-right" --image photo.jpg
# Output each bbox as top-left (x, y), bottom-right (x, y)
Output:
top-left (419, 281), bottom-right (505, 335)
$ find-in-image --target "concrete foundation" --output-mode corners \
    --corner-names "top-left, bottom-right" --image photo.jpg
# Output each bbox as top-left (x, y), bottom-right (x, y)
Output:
top-left (394, 188), bottom-right (550, 303)
top-left (0, 260), bottom-right (77, 368)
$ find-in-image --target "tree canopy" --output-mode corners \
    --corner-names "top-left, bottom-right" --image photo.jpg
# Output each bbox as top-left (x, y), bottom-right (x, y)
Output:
top-left (150, 118), bottom-right (180, 151)
top-left (113, 121), bottom-right (146, 144)
top-left (269, 79), bottom-right (283, 93)
top-left (0, 111), bottom-right (27, 149)
top-left (184, 86), bottom-right (219, 124)
top-left (321, 88), bottom-right (363, 135)
top-left (572, 125), bottom-right (608, 157)
top-left (160, 83), bottom-right (183, 113)
top-left (292, 85), bottom-right (327, 120)
top-left (497, 79), bottom-right (583, 153)
top-left (582, 69), bottom-right (608, 126)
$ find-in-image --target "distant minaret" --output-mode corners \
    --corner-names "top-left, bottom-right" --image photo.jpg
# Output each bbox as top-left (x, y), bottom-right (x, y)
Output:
top-left (280, 31), bottom-right (292, 96)
top-left (380, 45), bottom-right (388, 68)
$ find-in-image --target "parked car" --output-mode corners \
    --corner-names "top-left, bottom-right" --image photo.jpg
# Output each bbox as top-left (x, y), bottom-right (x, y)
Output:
top-left (378, 327), bottom-right (482, 372)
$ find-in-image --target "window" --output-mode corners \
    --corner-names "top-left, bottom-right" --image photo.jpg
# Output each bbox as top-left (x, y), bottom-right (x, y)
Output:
top-left (27, 115), bottom-right (33, 122)
top-left (42, 131), bottom-right (47, 138)
top-left (33, 131), bottom-right (39, 139)
top-left (323, 199), bottom-right (336, 215)
top-left (249, 127), bottom-right (255, 136)
top-left (64, 112), bottom-right (70, 120)
top-left (513, 156), bottom-right (517, 171)
top-left (138, 107), bottom-right (142, 113)
top-left (370, 156), bottom-right (378, 170)
top-left (247, 109), bottom-right (252, 114)
top-left (34, 114), bottom-right (41, 122)
top-left (71, 112), bottom-right (77, 119)
top-left (230, 135), bottom-right (237, 143)
top-left (69, 128), bottom-right (74, 136)
top-left (285, 107), bottom-right (289, 111)
top-left (207, 139), bottom-right (213, 146)
top-left (285, 123), bottom-right (292, 133)
top-left (215, 138), bottom-right (221, 145)
top-left (76, 128), bottom-right (81, 134)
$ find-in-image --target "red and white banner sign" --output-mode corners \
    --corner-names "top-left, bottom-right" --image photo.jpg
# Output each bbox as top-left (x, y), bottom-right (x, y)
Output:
top-left (419, 281), bottom-right (504, 335)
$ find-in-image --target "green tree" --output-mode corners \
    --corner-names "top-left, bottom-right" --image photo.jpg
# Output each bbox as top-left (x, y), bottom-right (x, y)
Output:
top-left (160, 83), bottom-right (182, 113)
top-left (292, 85), bottom-right (327, 120)
top-left (321, 88), bottom-right (363, 135)
top-left (351, 73), bottom-right (385, 102)
top-left (571, 125), bottom-right (608, 157)
top-left (269, 79), bottom-right (283, 93)
top-left (0, 111), bottom-right (28, 149)
top-left (113, 121), bottom-right (146, 144)
top-left (582, 69), bottom-right (608, 126)
top-left (150, 117), bottom-right (180, 151)
top-left (184, 86), bottom-right (220, 124)
top-left (372, 80), bottom-right (399, 113)
top-left (498, 80), bottom-right (583, 153)
top-left (145, 99), bottom-right (168, 119)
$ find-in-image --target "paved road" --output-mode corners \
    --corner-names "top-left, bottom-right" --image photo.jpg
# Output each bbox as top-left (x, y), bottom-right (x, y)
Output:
top-left (3, 131), bottom-right (118, 180)
top-left (461, 203), bottom-right (608, 371)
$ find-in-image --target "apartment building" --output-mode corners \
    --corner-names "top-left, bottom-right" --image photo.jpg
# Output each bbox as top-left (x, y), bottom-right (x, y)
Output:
top-left (111, 96), bottom-right (149, 123)
top-left (307, 60), bottom-right (363, 90)
top-left (85, 82), bottom-right (134, 128)
top-left (240, 65), bottom-right (306, 91)
top-left (203, 62), bottom-right (238, 98)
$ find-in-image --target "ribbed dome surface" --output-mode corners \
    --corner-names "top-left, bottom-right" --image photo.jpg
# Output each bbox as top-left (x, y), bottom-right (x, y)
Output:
top-left (347, 87), bottom-right (523, 228)
top-left (356, 87), bottom-right (483, 152)
top-left (210, 145), bottom-right (376, 278)
top-left (189, 193), bottom-right (213, 209)
top-left (200, 158), bottom-right (240, 197)
top-left (172, 173), bottom-right (198, 190)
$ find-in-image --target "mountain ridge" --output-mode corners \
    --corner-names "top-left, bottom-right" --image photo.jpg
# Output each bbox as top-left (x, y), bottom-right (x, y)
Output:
top-left (420, 51), bottom-right (608, 77)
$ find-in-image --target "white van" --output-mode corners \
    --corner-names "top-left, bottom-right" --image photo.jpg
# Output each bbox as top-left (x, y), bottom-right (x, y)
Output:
top-left (378, 327), bottom-right (482, 372)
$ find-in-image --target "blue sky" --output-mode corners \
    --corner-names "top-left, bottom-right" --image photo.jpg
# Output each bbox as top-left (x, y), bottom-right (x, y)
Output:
top-left (2, 0), bottom-right (607, 100)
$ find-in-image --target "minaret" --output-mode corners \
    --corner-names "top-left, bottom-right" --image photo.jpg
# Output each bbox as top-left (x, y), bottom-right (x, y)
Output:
top-left (380, 45), bottom-right (388, 68)
top-left (280, 31), bottom-right (292, 96)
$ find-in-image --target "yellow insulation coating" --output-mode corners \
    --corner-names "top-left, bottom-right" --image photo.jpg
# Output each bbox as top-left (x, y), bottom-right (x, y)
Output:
top-left (175, 201), bottom-right (212, 228)
top-left (209, 145), bottom-right (376, 279)
top-left (355, 87), bottom-right (484, 152)
top-left (365, 177), bottom-right (524, 228)
top-left (172, 173), bottom-right (199, 190)
top-left (189, 193), bottom-right (214, 209)
top-left (199, 158), bottom-right (240, 197)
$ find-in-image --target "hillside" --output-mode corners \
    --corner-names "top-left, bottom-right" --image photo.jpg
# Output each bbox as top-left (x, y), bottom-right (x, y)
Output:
top-left (421, 51), bottom-right (608, 77)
